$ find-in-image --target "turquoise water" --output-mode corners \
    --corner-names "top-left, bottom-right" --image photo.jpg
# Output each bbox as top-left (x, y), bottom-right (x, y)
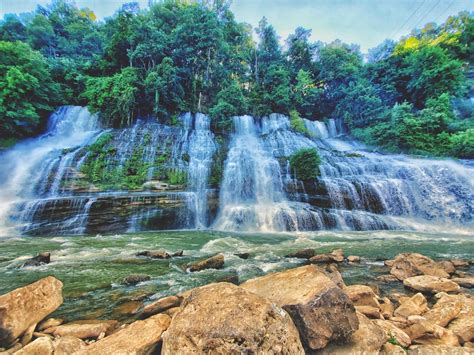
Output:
top-left (0, 230), bottom-right (472, 321)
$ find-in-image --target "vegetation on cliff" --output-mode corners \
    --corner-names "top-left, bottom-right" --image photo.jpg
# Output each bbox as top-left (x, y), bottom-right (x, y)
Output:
top-left (289, 148), bottom-right (321, 181)
top-left (0, 0), bottom-right (472, 157)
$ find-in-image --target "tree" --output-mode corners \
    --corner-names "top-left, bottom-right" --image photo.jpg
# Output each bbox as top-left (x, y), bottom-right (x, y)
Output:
top-left (0, 41), bottom-right (60, 138)
top-left (209, 80), bottom-right (247, 129)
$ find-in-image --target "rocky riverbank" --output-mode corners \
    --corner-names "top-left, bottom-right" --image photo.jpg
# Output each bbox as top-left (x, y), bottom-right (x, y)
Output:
top-left (0, 250), bottom-right (472, 354)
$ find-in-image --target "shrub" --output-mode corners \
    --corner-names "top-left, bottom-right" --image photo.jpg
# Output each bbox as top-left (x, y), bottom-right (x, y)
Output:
top-left (289, 148), bottom-right (321, 180)
top-left (289, 110), bottom-right (311, 136)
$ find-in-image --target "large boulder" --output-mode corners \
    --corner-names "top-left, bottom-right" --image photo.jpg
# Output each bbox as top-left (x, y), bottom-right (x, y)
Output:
top-left (374, 319), bottom-right (411, 348)
top-left (161, 283), bottom-right (304, 354)
top-left (241, 265), bottom-right (358, 350)
top-left (404, 276), bottom-right (461, 293)
top-left (320, 313), bottom-right (387, 354)
top-left (43, 321), bottom-right (117, 339)
top-left (141, 295), bottom-right (182, 317)
top-left (442, 294), bottom-right (474, 344)
top-left (53, 336), bottom-right (86, 355)
top-left (0, 276), bottom-right (63, 347)
top-left (424, 295), bottom-right (463, 327)
top-left (14, 336), bottom-right (54, 355)
top-left (344, 284), bottom-right (380, 308)
top-left (388, 253), bottom-right (449, 281)
top-left (187, 254), bottom-right (224, 272)
top-left (77, 314), bottom-right (170, 355)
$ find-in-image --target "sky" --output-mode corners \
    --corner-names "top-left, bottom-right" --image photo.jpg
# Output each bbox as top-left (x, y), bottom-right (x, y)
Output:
top-left (1, 0), bottom-right (473, 52)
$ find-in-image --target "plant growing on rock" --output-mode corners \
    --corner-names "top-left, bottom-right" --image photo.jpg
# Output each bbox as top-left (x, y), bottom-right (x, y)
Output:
top-left (289, 148), bottom-right (321, 181)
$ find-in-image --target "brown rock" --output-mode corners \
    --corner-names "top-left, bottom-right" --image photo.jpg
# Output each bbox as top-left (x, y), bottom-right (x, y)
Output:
top-left (424, 296), bottom-right (463, 327)
top-left (413, 325), bottom-right (460, 347)
top-left (37, 318), bottom-right (63, 332)
top-left (53, 336), bottom-right (86, 355)
top-left (408, 345), bottom-right (473, 354)
top-left (356, 305), bottom-right (383, 319)
top-left (394, 293), bottom-right (428, 318)
top-left (452, 278), bottom-right (474, 289)
top-left (320, 263), bottom-right (345, 289)
top-left (451, 259), bottom-right (470, 268)
top-left (330, 248), bottom-right (345, 262)
top-left (347, 255), bottom-right (360, 263)
top-left (187, 254), bottom-right (224, 272)
top-left (136, 250), bottom-right (170, 259)
top-left (345, 284), bottom-right (380, 308)
top-left (21, 253), bottom-right (51, 268)
top-left (32, 332), bottom-right (53, 340)
top-left (113, 301), bottom-right (142, 316)
top-left (404, 275), bottom-right (461, 293)
top-left (374, 319), bottom-right (411, 347)
top-left (241, 265), bottom-right (358, 350)
top-left (77, 314), bottom-right (170, 355)
top-left (45, 321), bottom-right (117, 339)
top-left (381, 343), bottom-right (406, 354)
top-left (161, 283), bottom-right (304, 354)
top-left (163, 307), bottom-right (180, 318)
top-left (286, 248), bottom-right (315, 259)
top-left (444, 294), bottom-right (474, 344)
top-left (388, 253), bottom-right (449, 281)
top-left (405, 320), bottom-right (437, 341)
top-left (0, 276), bottom-right (63, 347)
top-left (437, 260), bottom-right (456, 274)
top-left (14, 337), bottom-right (53, 355)
top-left (141, 295), bottom-right (182, 317)
top-left (377, 274), bottom-right (400, 283)
top-left (380, 297), bottom-right (394, 319)
top-left (122, 274), bottom-right (151, 285)
top-left (20, 323), bottom-right (36, 346)
top-left (309, 254), bottom-right (334, 264)
top-left (320, 313), bottom-right (387, 354)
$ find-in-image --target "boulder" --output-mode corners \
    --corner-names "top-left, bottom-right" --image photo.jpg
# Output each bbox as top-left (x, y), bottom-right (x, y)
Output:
top-left (344, 284), bottom-right (380, 308)
top-left (122, 274), bottom-right (151, 285)
top-left (320, 313), bottom-right (387, 354)
top-left (452, 278), bottom-right (474, 289)
top-left (443, 294), bottom-right (474, 344)
top-left (320, 263), bottom-right (345, 289)
top-left (377, 274), bottom-right (400, 283)
top-left (347, 255), bottom-right (361, 263)
top-left (53, 336), bottom-right (86, 355)
top-left (355, 305), bottom-right (382, 319)
top-left (37, 318), bottom-right (63, 332)
top-left (394, 293), bottom-right (428, 318)
top-left (234, 252), bottom-right (250, 259)
top-left (404, 276), bottom-right (460, 293)
top-left (141, 295), bottom-right (182, 317)
top-left (21, 253), bottom-right (51, 267)
top-left (405, 320), bottom-right (437, 341)
top-left (408, 345), bottom-right (473, 354)
top-left (331, 248), bottom-right (345, 262)
top-left (44, 321), bottom-right (117, 340)
top-left (20, 323), bottom-right (36, 346)
top-left (241, 265), bottom-right (358, 350)
top-left (187, 254), bottom-right (224, 272)
top-left (424, 296), bottom-right (463, 327)
top-left (374, 319), bottom-right (412, 347)
top-left (77, 314), bottom-right (170, 355)
top-left (388, 253), bottom-right (449, 281)
top-left (380, 297), bottom-right (394, 319)
top-left (437, 261), bottom-right (456, 274)
top-left (381, 343), bottom-right (406, 354)
top-left (413, 325), bottom-right (460, 347)
top-left (286, 248), bottom-right (315, 259)
top-left (14, 337), bottom-right (53, 355)
top-left (309, 249), bottom-right (344, 264)
top-left (161, 283), bottom-right (304, 354)
top-left (451, 259), bottom-right (470, 268)
top-left (0, 276), bottom-right (63, 347)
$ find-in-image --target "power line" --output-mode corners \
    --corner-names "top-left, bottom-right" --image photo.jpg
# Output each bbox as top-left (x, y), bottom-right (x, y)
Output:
top-left (412, 0), bottom-right (442, 30)
top-left (390, 0), bottom-right (427, 39)
top-left (434, 0), bottom-right (455, 24)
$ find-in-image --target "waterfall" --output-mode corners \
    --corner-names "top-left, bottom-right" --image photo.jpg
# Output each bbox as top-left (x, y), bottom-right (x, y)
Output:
top-left (186, 113), bottom-right (216, 228)
top-left (0, 106), bottom-right (100, 236)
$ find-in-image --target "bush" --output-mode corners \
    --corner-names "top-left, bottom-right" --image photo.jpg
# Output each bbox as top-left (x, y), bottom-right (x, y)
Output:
top-left (289, 148), bottom-right (321, 180)
top-left (289, 110), bottom-right (311, 136)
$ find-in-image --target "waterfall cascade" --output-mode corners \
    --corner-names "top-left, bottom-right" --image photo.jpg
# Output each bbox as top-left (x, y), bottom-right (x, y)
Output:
top-left (0, 106), bottom-right (472, 236)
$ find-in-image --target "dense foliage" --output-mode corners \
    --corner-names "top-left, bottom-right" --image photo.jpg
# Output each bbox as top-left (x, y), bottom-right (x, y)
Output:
top-left (0, 0), bottom-right (473, 157)
top-left (289, 148), bottom-right (321, 181)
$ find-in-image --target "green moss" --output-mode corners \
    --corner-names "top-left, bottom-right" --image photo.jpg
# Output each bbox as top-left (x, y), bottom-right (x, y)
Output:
top-left (167, 169), bottom-right (187, 185)
top-left (289, 110), bottom-right (312, 137)
top-left (289, 148), bottom-right (321, 181)
top-left (209, 136), bottom-right (228, 188)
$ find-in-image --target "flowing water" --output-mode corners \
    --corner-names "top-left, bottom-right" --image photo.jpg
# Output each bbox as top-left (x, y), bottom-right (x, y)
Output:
top-left (0, 230), bottom-right (471, 321)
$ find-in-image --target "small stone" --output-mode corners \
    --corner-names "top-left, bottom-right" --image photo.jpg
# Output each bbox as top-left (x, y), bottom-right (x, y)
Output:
top-left (382, 343), bottom-right (406, 354)
top-left (451, 259), bottom-right (470, 268)
top-left (172, 250), bottom-right (184, 257)
top-left (436, 260), bottom-right (456, 274)
top-left (377, 274), bottom-right (400, 283)
top-left (122, 274), bottom-right (151, 285)
top-left (234, 252), bottom-right (250, 259)
top-left (347, 255), bottom-right (361, 263)
top-left (187, 254), bottom-right (224, 272)
top-left (286, 248), bottom-right (315, 259)
top-left (374, 319), bottom-right (412, 347)
top-left (379, 297), bottom-right (394, 319)
top-left (309, 254), bottom-right (334, 263)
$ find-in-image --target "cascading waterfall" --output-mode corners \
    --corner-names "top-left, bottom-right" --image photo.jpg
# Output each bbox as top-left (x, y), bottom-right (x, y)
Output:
top-left (186, 113), bottom-right (216, 228)
top-left (0, 105), bottom-right (472, 236)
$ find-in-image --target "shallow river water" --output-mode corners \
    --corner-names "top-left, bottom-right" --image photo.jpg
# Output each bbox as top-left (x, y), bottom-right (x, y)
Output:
top-left (0, 230), bottom-right (472, 321)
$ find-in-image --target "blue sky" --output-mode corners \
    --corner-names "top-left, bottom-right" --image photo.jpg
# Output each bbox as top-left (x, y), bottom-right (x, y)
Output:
top-left (1, 0), bottom-right (473, 52)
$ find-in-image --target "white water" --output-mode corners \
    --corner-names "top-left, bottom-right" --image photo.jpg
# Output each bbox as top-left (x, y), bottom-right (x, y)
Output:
top-left (0, 106), bottom-right (100, 236)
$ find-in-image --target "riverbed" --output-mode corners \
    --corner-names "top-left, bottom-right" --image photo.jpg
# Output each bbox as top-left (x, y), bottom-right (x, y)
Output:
top-left (1, 230), bottom-right (472, 321)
